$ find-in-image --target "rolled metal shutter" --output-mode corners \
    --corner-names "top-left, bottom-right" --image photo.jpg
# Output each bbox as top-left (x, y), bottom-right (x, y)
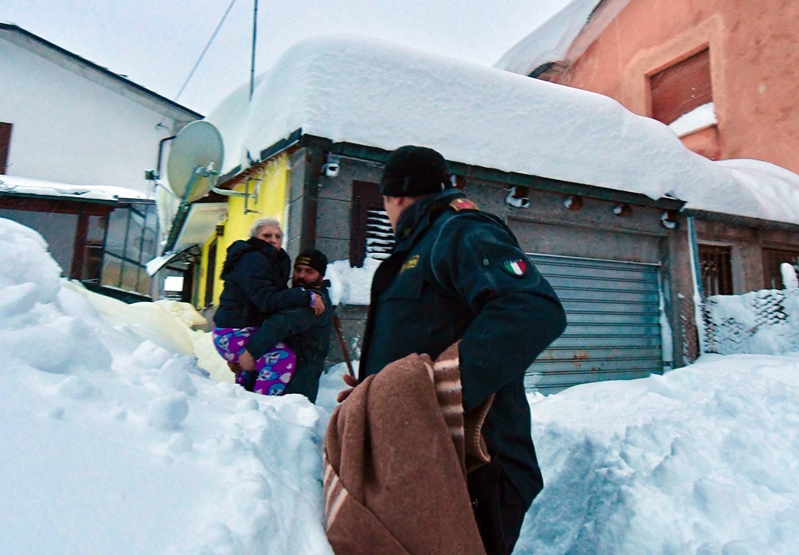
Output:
top-left (527, 253), bottom-right (664, 394)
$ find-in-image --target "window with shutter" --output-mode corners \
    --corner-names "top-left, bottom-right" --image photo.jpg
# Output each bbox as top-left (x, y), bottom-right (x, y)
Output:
top-left (699, 244), bottom-right (733, 296)
top-left (762, 248), bottom-right (799, 290)
top-left (204, 237), bottom-right (218, 307)
top-left (650, 49), bottom-right (712, 125)
top-left (0, 122), bottom-right (12, 175)
top-left (350, 181), bottom-right (395, 267)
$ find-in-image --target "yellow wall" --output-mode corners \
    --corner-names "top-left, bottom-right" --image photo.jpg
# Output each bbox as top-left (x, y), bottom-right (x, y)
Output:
top-left (196, 153), bottom-right (292, 309)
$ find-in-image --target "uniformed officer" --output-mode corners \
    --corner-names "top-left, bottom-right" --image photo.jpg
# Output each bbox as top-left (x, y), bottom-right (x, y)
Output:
top-left (345, 145), bottom-right (567, 554)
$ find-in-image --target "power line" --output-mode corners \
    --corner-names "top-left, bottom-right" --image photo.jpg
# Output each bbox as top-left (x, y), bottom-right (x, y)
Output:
top-left (174, 0), bottom-right (239, 102)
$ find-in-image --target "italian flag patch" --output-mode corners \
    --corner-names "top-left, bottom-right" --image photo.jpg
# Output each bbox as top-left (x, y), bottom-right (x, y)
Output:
top-left (501, 258), bottom-right (528, 277)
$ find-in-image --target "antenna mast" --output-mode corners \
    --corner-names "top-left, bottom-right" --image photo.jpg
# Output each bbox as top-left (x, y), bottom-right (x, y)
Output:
top-left (249, 0), bottom-right (259, 101)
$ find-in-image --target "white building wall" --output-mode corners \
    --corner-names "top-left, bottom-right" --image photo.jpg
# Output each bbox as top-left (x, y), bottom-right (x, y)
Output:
top-left (0, 37), bottom-right (197, 195)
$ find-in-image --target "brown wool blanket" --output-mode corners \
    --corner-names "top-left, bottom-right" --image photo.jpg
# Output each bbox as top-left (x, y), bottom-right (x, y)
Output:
top-left (323, 344), bottom-right (492, 555)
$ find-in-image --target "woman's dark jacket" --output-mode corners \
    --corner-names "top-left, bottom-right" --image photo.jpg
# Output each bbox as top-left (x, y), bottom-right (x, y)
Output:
top-left (213, 237), bottom-right (311, 328)
top-left (245, 284), bottom-right (333, 403)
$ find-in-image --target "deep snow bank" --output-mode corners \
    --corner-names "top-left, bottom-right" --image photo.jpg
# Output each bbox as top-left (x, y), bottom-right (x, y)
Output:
top-left (4, 216), bottom-right (799, 554)
top-left (0, 218), bottom-right (333, 555)
top-left (519, 354), bottom-right (799, 554)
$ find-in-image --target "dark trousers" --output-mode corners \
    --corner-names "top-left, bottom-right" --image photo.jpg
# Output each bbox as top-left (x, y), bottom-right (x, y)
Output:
top-left (467, 459), bottom-right (529, 555)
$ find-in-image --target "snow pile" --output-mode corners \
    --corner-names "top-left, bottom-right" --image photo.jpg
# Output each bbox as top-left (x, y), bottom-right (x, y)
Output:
top-left (207, 35), bottom-right (736, 205)
top-left (6, 216), bottom-right (799, 554)
top-left (494, 0), bottom-right (603, 76)
top-left (0, 218), bottom-right (332, 555)
top-left (325, 257), bottom-right (380, 306)
top-left (703, 288), bottom-right (799, 355)
top-left (519, 354), bottom-right (799, 554)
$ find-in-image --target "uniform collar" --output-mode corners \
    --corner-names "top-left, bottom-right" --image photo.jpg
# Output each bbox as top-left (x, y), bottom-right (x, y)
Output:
top-left (394, 189), bottom-right (465, 250)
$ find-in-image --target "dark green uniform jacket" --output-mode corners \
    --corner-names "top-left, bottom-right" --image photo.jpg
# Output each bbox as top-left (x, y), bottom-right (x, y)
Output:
top-left (245, 284), bottom-right (333, 403)
top-left (359, 189), bottom-right (567, 507)
top-left (213, 238), bottom-right (312, 329)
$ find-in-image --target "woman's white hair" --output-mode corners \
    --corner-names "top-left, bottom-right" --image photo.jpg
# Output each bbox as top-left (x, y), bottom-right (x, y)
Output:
top-left (249, 217), bottom-right (282, 238)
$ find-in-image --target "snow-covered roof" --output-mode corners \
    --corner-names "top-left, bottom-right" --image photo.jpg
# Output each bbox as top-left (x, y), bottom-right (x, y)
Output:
top-left (703, 160), bottom-right (799, 225)
top-left (0, 22), bottom-right (202, 121)
top-left (0, 174), bottom-right (150, 202)
top-left (493, 0), bottom-right (603, 77)
top-left (207, 36), bottom-right (799, 227)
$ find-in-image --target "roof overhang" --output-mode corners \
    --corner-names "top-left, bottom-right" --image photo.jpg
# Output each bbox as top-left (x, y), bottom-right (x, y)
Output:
top-left (162, 201), bottom-right (227, 256)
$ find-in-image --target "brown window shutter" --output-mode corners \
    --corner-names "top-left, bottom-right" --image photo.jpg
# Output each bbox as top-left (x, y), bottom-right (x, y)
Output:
top-left (350, 181), bottom-right (394, 267)
top-left (762, 248), bottom-right (799, 289)
top-left (204, 237), bottom-right (218, 307)
top-left (0, 122), bottom-right (12, 174)
top-left (650, 49), bottom-right (712, 125)
top-left (699, 244), bottom-right (733, 296)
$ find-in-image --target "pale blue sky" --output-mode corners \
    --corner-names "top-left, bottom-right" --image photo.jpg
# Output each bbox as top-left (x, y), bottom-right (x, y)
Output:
top-left (1, 0), bottom-right (571, 114)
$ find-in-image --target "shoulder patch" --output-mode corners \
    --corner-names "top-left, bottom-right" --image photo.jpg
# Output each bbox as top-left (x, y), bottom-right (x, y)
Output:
top-left (401, 254), bottom-right (420, 273)
top-left (450, 198), bottom-right (479, 212)
top-left (501, 257), bottom-right (528, 277)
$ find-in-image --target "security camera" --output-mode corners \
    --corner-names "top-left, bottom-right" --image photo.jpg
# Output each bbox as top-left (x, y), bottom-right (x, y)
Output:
top-left (324, 163), bottom-right (340, 178)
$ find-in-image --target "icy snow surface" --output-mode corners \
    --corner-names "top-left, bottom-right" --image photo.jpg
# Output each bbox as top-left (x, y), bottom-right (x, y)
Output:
top-left (4, 216), bottom-right (799, 554)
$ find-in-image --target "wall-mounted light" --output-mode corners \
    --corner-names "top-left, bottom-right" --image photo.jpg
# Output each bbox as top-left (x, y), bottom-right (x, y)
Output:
top-left (323, 154), bottom-right (341, 178)
top-left (661, 210), bottom-right (678, 229)
top-left (505, 185), bottom-right (530, 208)
top-left (563, 195), bottom-right (583, 210)
top-left (451, 174), bottom-right (467, 190)
top-left (613, 203), bottom-right (632, 217)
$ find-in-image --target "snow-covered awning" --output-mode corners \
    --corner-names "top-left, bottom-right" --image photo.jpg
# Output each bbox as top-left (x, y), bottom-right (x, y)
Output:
top-left (0, 174), bottom-right (150, 202)
top-left (171, 202), bottom-right (228, 255)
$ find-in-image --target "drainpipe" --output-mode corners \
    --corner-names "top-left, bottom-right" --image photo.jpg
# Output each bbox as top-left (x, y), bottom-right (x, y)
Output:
top-left (687, 216), bottom-right (706, 356)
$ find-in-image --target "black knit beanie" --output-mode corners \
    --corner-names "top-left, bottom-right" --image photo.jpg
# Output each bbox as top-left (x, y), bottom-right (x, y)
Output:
top-left (294, 249), bottom-right (328, 276)
top-left (379, 145), bottom-right (451, 197)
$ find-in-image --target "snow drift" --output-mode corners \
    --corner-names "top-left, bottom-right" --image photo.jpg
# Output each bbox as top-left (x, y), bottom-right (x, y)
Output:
top-left (3, 216), bottom-right (799, 554)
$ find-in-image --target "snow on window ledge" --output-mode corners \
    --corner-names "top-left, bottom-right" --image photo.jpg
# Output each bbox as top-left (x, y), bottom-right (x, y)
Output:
top-left (669, 102), bottom-right (718, 138)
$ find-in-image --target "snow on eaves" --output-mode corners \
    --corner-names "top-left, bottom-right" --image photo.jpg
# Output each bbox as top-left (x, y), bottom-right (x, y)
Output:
top-left (207, 36), bottom-right (799, 227)
top-left (0, 174), bottom-right (149, 202)
top-left (493, 0), bottom-right (603, 76)
top-left (207, 35), bottom-right (737, 204)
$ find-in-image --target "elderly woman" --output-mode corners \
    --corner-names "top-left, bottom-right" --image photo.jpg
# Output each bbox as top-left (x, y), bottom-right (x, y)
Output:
top-left (212, 217), bottom-right (324, 394)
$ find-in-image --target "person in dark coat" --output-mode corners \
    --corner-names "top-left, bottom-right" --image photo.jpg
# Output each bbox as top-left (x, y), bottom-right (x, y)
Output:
top-left (212, 218), bottom-right (326, 393)
top-left (341, 146), bottom-right (567, 555)
top-left (240, 249), bottom-right (333, 403)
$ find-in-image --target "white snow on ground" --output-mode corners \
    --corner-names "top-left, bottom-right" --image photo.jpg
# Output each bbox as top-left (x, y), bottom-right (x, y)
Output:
top-left (0, 218), bottom-right (332, 555)
top-left (518, 354), bottom-right (799, 554)
top-left (4, 216), bottom-right (799, 554)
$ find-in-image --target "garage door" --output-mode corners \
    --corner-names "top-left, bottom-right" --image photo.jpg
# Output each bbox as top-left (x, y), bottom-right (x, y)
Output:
top-left (527, 254), bottom-right (664, 394)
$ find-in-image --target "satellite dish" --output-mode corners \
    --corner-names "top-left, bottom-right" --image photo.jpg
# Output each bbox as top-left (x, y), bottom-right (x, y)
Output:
top-left (166, 120), bottom-right (224, 203)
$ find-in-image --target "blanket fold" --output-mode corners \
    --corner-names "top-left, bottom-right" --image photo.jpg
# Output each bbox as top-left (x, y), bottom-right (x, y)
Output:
top-left (324, 343), bottom-right (490, 555)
